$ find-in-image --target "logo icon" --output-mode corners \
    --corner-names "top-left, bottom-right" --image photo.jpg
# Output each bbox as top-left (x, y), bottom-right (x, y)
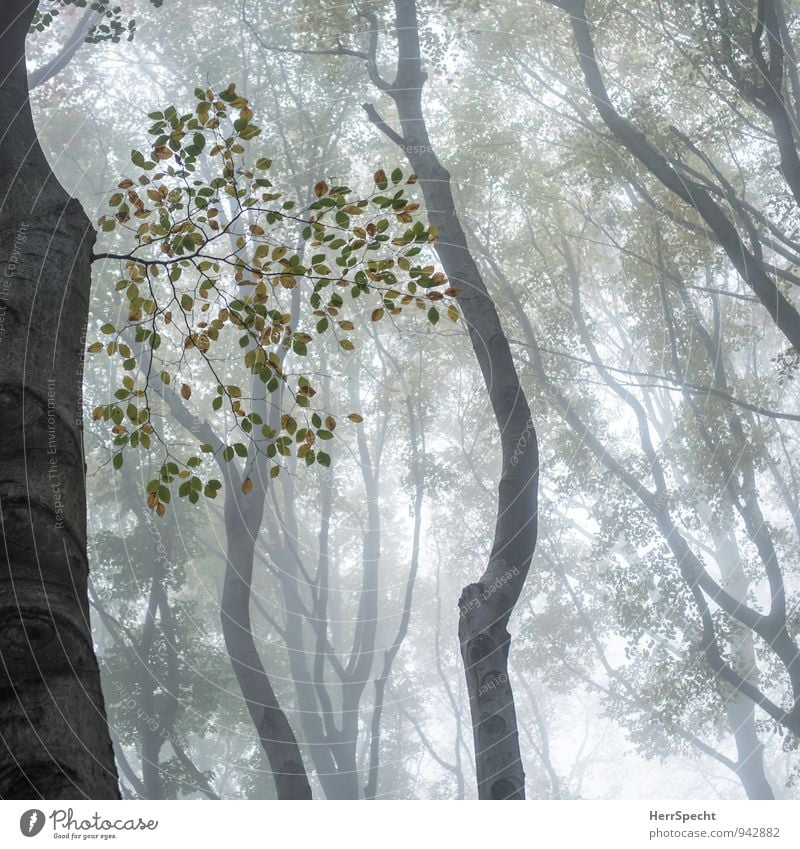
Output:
top-left (19, 810), bottom-right (45, 837)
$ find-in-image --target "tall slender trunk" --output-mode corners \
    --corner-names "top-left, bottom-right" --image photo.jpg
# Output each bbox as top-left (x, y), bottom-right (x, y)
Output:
top-left (221, 499), bottom-right (312, 799)
top-left (0, 0), bottom-right (118, 798)
top-left (360, 0), bottom-right (538, 799)
top-left (364, 346), bottom-right (424, 800)
top-left (708, 519), bottom-right (774, 800)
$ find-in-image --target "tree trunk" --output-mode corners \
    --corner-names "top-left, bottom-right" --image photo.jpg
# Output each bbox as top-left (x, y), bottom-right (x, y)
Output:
top-left (0, 0), bottom-right (118, 798)
top-left (221, 507), bottom-right (312, 799)
top-left (361, 0), bottom-right (538, 799)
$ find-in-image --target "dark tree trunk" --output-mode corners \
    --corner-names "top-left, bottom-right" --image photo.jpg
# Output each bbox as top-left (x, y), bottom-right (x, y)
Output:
top-left (0, 0), bottom-right (118, 798)
top-left (221, 505), bottom-right (312, 800)
top-left (556, 0), bottom-right (800, 351)
top-left (360, 0), bottom-right (538, 799)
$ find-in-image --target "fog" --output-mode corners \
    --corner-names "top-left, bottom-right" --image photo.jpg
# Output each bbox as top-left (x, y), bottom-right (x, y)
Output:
top-left (9, 0), bottom-right (800, 800)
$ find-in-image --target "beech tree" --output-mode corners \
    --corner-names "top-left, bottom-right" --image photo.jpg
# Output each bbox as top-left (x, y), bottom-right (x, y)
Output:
top-left (0, 0), bottom-right (122, 799)
top-left (6, 0), bottom-right (800, 802)
top-left (248, 0), bottom-right (540, 799)
top-left (1, 0), bottom-right (454, 799)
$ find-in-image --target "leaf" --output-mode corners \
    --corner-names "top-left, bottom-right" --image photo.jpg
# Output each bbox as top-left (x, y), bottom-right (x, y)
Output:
top-left (314, 180), bottom-right (329, 197)
top-left (241, 477), bottom-right (253, 495)
top-left (180, 383), bottom-right (192, 400)
top-left (428, 307), bottom-right (440, 325)
top-left (347, 413), bottom-right (364, 423)
top-left (371, 308), bottom-right (384, 322)
top-left (87, 342), bottom-right (103, 353)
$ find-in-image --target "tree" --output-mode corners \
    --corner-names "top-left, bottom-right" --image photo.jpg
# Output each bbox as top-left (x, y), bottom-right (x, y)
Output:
top-left (249, 0), bottom-right (540, 799)
top-left (0, 0), bottom-right (119, 798)
top-left (87, 76), bottom-right (458, 797)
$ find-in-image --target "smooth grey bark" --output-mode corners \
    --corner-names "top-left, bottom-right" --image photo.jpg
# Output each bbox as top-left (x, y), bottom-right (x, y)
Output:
top-left (696, 506), bottom-right (774, 800)
top-left (646, 409), bottom-right (775, 801)
top-left (517, 674), bottom-right (560, 799)
top-left (220, 489), bottom-right (311, 799)
top-left (212, 264), bottom-right (311, 799)
top-left (477, 224), bottom-right (800, 744)
top-left (548, 0), bottom-right (800, 352)
top-left (699, 0), bottom-right (800, 212)
top-left (250, 0), bottom-right (537, 798)
top-left (261, 353), bottom-right (425, 800)
top-left (265, 476), bottom-right (362, 800)
top-left (139, 338), bottom-right (312, 799)
top-left (272, 367), bottom-right (384, 799)
top-left (0, 0), bottom-right (118, 798)
top-left (358, 0), bottom-right (538, 799)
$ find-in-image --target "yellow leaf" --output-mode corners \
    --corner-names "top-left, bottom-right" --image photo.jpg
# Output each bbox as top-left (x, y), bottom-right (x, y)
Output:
top-left (347, 413), bottom-right (364, 423)
top-left (181, 383), bottom-right (192, 400)
top-left (241, 477), bottom-right (253, 495)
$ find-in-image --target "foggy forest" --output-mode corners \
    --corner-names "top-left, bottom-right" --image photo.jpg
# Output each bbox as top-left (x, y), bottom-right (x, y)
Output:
top-left (2, 0), bottom-right (800, 803)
